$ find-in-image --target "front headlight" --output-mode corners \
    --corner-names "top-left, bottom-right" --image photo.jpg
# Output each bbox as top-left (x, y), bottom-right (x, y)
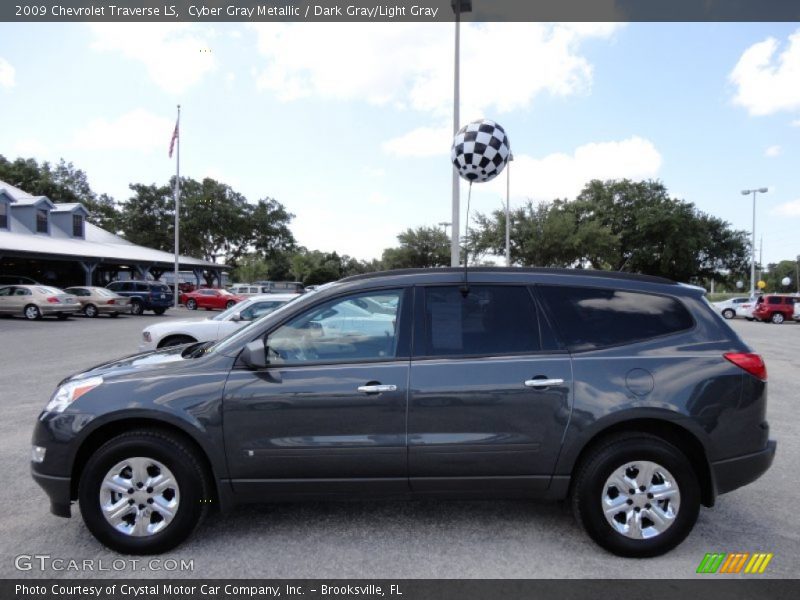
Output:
top-left (142, 331), bottom-right (152, 342)
top-left (45, 376), bottom-right (104, 413)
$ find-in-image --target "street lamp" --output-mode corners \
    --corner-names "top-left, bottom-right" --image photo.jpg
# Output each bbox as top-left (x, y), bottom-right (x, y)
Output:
top-left (438, 221), bottom-right (451, 237)
top-left (505, 153), bottom-right (514, 266)
top-left (741, 187), bottom-right (768, 298)
top-left (450, 0), bottom-right (472, 267)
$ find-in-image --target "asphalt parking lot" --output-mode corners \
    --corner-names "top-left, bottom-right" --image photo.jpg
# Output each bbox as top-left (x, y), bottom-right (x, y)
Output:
top-left (0, 311), bottom-right (797, 579)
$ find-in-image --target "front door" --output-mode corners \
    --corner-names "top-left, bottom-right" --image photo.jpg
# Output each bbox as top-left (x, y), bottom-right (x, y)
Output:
top-left (408, 285), bottom-right (572, 493)
top-left (223, 287), bottom-right (412, 499)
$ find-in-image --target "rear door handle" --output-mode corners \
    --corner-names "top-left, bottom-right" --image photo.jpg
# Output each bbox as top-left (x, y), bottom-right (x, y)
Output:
top-left (357, 384), bottom-right (397, 394)
top-left (524, 378), bottom-right (565, 388)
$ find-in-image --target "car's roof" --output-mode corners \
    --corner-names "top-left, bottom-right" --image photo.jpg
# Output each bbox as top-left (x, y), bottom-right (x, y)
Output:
top-left (340, 267), bottom-right (677, 286)
top-left (245, 293), bottom-right (297, 301)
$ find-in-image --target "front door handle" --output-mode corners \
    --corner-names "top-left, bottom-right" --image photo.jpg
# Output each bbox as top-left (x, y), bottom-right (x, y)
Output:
top-left (524, 378), bottom-right (565, 388)
top-left (357, 384), bottom-right (397, 394)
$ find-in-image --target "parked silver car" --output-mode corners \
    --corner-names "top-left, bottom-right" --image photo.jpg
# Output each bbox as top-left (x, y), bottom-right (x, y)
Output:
top-left (63, 286), bottom-right (131, 318)
top-left (0, 285), bottom-right (81, 320)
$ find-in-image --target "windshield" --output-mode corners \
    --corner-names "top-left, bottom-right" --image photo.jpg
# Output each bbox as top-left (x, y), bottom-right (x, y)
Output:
top-left (212, 298), bottom-right (254, 321)
top-left (207, 286), bottom-right (339, 355)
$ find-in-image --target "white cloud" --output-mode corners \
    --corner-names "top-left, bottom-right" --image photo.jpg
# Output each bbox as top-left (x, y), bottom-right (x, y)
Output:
top-left (382, 125), bottom-right (452, 157)
top-left (0, 57), bottom-right (15, 88)
top-left (730, 29), bottom-right (800, 116)
top-left (765, 145), bottom-right (781, 157)
top-left (71, 109), bottom-right (174, 153)
top-left (483, 136), bottom-right (662, 201)
top-left (771, 199), bottom-right (800, 217)
top-left (250, 23), bottom-right (620, 118)
top-left (12, 138), bottom-right (48, 157)
top-left (792, 119), bottom-right (800, 127)
top-left (366, 192), bottom-right (389, 206)
top-left (87, 24), bottom-right (217, 94)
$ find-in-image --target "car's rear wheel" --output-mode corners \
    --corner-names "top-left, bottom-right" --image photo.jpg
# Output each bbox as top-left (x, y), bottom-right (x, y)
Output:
top-left (153, 308), bottom-right (167, 315)
top-left (130, 301), bottom-right (144, 316)
top-left (186, 299), bottom-right (197, 310)
top-left (84, 304), bottom-right (99, 318)
top-left (771, 313), bottom-right (785, 324)
top-left (158, 335), bottom-right (197, 348)
top-left (722, 309), bottom-right (735, 319)
top-left (225, 300), bottom-right (236, 310)
top-left (24, 304), bottom-right (41, 320)
top-left (78, 430), bottom-right (210, 554)
top-left (571, 434), bottom-right (700, 558)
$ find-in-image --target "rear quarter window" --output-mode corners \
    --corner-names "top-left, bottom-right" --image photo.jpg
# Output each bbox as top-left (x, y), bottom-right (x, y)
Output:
top-left (538, 286), bottom-right (695, 351)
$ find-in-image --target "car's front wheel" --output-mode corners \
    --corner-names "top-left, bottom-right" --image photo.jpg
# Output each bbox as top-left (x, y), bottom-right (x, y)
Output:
top-left (78, 430), bottom-right (210, 554)
top-left (571, 434), bottom-right (700, 558)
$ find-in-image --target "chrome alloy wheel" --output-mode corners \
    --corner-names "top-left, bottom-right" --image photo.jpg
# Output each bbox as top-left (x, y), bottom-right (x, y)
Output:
top-left (601, 460), bottom-right (681, 539)
top-left (99, 457), bottom-right (180, 537)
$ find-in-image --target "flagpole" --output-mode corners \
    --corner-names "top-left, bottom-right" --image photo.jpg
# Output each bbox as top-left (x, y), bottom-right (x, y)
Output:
top-left (173, 104), bottom-right (181, 308)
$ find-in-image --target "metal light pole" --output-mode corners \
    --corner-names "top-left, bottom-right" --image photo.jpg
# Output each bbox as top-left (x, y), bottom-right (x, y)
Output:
top-left (438, 221), bottom-right (451, 237)
top-left (505, 153), bottom-right (514, 266)
top-left (450, 0), bottom-right (472, 267)
top-left (741, 187), bottom-right (768, 298)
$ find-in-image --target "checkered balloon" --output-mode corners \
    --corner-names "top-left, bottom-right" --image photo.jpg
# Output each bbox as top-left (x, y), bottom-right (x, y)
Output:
top-left (451, 119), bottom-right (511, 183)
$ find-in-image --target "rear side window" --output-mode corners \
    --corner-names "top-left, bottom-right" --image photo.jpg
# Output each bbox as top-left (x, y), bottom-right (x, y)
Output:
top-left (767, 297), bottom-right (781, 305)
top-left (134, 283), bottom-right (149, 292)
top-left (538, 286), bottom-right (694, 351)
top-left (422, 285), bottom-right (540, 357)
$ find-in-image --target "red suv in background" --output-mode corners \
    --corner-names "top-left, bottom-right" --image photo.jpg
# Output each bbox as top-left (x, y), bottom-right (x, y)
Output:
top-left (752, 294), bottom-right (798, 324)
top-left (183, 288), bottom-right (245, 311)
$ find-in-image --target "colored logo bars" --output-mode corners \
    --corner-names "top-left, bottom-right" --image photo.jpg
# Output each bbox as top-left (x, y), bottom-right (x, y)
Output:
top-left (696, 552), bottom-right (774, 574)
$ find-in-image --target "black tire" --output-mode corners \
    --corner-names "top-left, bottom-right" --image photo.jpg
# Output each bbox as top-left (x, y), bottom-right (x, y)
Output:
top-left (771, 313), bottom-right (785, 324)
top-left (23, 304), bottom-right (42, 320)
top-left (186, 299), bottom-right (197, 310)
top-left (130, 301), bottom-right (144, 316)
top-left (153, 307), bottom-right (167, 315)
top-left (225, 300), bottom-right (236, 310)
top-left (84, 304), bottom-right (99, 318)
top-left (158, 335), bottom-right (197, 348)
top-left (78, 429), bottom-right (210, 555)
top-left (745, 317), bottom-right (754, 321)
top-left (722, 309), bottom-right (735, 320)
top-left (571, 433), bottom-right (700, 558)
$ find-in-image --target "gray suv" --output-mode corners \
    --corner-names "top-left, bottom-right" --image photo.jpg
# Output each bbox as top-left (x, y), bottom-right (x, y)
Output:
top-left (30, 268), bottom-right (776, 557)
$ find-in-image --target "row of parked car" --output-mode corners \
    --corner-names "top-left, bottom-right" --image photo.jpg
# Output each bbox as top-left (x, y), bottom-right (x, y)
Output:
top-left (0, 278), bottom-right (306, 320)
top-left (711, 294), bottom-right (800, 324)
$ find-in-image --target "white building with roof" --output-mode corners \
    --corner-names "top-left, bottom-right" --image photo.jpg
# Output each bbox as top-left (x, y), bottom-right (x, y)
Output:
top-left (0, 180), bottom-right (227, 287)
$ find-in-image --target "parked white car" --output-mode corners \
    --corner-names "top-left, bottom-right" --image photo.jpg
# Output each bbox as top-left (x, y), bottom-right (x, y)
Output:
top-left (794, 301), bottom-right (800, 322)
top-left (711, 296), bottom-right (751, 320)
top-left (736, 297), bottom-right (760, 321)
top-left (139, 294), bottom-right (297, 351)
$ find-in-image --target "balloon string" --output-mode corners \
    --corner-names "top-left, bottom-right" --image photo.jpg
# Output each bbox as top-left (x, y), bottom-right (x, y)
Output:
top-left (461, 181), bottom-right (472, 296)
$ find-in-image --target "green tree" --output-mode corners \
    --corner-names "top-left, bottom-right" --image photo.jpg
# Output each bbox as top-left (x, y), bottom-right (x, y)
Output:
top-left (115, 183), bottom-right (174, 251)
top-left (471, 180), bottom-right (750, 283)
top-left (0, 155), bottom-right (118, 229)
top-left (381, 226), bottom-right (450, 269)
top-left (763, 260), bottom-right (800, 293)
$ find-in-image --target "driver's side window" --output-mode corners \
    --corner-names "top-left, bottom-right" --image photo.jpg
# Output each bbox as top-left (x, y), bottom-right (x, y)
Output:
top-left (267, 290), bottom-right (404, 364)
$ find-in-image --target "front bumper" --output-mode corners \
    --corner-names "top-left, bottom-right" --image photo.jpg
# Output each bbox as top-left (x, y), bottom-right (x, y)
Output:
top-left (31, 468), bottom-right (72, 517)
top-left (40, 303), bottom-right (81, 315)
top-left (712, 440), bottom-right (777, 496)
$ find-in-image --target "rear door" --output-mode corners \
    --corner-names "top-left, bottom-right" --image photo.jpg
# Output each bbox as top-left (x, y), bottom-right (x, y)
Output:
top-left (408, 284), bottom-right (572, 493)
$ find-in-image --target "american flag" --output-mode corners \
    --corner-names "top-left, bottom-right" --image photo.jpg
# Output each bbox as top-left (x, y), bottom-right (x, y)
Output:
top-left (168, 120), bottom-right (179, 158)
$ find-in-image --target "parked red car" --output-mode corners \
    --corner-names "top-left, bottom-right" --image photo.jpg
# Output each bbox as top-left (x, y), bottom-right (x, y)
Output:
top-left (752, 294), bottom-right (798, 324)
top-left (183, 288), bottom-right (244, 311)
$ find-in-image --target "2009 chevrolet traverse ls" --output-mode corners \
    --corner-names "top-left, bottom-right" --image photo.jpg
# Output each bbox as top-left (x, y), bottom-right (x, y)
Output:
top-left (31, 268), bottom-right (776, 557)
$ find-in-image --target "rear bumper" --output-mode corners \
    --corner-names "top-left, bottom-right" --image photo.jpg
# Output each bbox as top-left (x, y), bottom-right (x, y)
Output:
top-left (712, 440), bottom-right (776, 496)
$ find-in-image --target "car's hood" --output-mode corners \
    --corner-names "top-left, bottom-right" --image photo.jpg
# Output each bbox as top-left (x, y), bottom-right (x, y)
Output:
top-left (144, 318), bottom-right (213, 333)
top-left (62, 344), bottom-right (197, 384)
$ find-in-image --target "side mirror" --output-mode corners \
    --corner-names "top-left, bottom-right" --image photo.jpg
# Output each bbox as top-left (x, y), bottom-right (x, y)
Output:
top-left (239, 340), bottom-right (268, 369)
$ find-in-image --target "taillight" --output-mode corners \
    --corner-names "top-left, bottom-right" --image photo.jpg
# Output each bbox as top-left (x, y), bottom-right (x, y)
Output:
top-left (46, 297), bottom-right (60, 304)
top-left (724, 352), bottom-right (767, 381)
top-left (107, 299), bottom-right (115, 305)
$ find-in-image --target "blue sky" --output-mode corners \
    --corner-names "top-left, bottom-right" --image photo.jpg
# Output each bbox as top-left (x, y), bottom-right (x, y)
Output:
top-left (1, 22), bottom-right (798, 265)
